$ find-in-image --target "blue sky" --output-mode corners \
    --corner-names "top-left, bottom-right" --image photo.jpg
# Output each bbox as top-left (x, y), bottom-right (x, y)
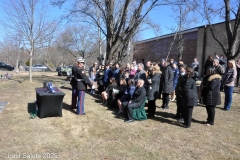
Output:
top-left (141, 0), bottom-right (223, 40)
top-left (0, 0), bottom-right (223, 41)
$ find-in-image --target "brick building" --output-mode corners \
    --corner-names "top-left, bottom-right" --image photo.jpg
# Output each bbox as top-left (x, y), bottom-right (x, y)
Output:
top-left (133, 21), bottom-right (231, 77)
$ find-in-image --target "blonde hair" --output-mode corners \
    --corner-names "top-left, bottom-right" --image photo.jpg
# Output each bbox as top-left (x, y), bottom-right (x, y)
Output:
top-left (152, 65), bottom-right (161, 75)
top-left (228, 59), bottom-right (236, 68)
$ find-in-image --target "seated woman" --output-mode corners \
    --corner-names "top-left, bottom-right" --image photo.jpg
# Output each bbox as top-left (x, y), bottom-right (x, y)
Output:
top-left (110, 78), bottom-right (127, 107)
top-left (116, 78), bottom-right (136, 114)
top-left (101, 77), bottom-right (117, 106)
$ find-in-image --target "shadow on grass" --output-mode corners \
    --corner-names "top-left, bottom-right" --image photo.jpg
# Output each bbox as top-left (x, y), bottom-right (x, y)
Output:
top-left (85, 92), bottom-right (102, 103)
top-left (62, 102), bottom-right (76, 114)
top-left (153, 111), bottom-right (182, 127)
top-left (60, 86), bottom-right (72, 91)
top-left (10, 78), bottom-right (26, 83)
top-left (192, 118), bottom-right (206, 124)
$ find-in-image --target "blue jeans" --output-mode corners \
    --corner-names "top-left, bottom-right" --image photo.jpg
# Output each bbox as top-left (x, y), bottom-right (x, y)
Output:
top-left (224, 86), bottom-right (234, 110)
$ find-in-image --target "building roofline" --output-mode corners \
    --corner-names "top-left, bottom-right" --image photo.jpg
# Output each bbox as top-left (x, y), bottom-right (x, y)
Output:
top-left (135, 19), bottom-right (234, 45)
top-left (135, 27), bottom-right (198, 44)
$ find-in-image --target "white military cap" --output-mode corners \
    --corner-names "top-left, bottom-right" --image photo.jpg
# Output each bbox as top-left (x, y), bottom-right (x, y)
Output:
top-left (76, 57), bottom-right (85, 63)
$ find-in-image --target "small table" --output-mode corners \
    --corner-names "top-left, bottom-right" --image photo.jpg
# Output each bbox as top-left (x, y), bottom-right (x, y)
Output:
top-left (35, 87), bottom-right (65, 118)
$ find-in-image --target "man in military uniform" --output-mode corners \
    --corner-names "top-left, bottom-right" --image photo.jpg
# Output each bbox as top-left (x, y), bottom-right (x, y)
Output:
top-left (70, 60), bottom-right (79, 109)
top-left (72, 57), bottom-right (95, 115)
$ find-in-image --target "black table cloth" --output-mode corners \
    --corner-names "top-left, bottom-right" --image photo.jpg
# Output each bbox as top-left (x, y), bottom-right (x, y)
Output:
top-left (35, 87), bottom-right (65, 118)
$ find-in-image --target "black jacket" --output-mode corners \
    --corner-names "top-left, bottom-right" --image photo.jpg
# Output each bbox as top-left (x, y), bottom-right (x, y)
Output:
top-left (131, 86), bottom-right (146, 107)
top-left (76, 67), bottom-right (92, 90)
top-left (180, 76), bottom-right (198, 106)
top-left (147, 73), bottom-right (161, 100)
top-left (115, 84), bottom-right (127, 99)
top-left (70, 64), bottom-right (78, 87)
top-left (95, 69), bottom-right (105, 86)
top-left (105, 83), bottom-right (118, 95)
top-left (162, 64), bottom-right (174, 94)
top-left (175, 73), bottom-right (185, 96)
top-left (201, 74), bottom-right (221, 106)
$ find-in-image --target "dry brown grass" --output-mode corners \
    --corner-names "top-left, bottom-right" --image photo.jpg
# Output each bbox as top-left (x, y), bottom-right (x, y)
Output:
top-left (0, 71), bottom-right (240, 160)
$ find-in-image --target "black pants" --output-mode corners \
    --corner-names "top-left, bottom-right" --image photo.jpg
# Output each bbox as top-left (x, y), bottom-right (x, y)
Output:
top-left (162, 93), bottom-right (170, 108)
top-left (176, 96), bottom-right (183, 117)
top-left (98, 85), bottom-right (104, 95)
top-left (184, 106), bottom-right (194, 127)
top-left (206, 105), bottom-right (215, 125)
top-left (122, 102), bottom-right (139, 120)
top-left (236, 75), bottom-right (240, 86)
top-left (158, 83), bottom-right (163, 99)
top-left (148, 100), bottom-right (156, 116)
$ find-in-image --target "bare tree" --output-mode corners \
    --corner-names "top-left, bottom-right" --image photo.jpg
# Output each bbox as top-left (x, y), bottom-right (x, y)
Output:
top-left (1, 0), bottom-right (60, 82)
top-left (202, 0), bottom-right (240, 60)
top-left (51, 0), bottom-right (169, 63)
top-left (166, 0), bottom-right (199, 61)
top-left (0, 35), bottom-right (26, 70)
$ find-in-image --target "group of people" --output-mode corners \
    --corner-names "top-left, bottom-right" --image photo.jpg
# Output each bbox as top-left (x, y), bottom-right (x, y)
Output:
top-left (70, 55), bottom-right (239, 128)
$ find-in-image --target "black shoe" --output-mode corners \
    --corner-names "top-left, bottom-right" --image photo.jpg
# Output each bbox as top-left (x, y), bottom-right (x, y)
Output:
top-left (172, 115), bottom-right (180, 119)
top-left (147, 114), bottom-right (155, 118)
top-left (81, 113), bottom-right (86, 115)
top-left (124, 119), bottom-right (134, 123)
top-left (182, 124), bottom-right (190, 128)
top-left (162, 106), bottom-right (169, 110)
top-left (159, 105), bottom-right (165, 109)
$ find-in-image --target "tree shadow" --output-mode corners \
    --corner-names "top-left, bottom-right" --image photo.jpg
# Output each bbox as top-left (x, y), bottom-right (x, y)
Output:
top-left (10, 78), bottom-right (24, 83)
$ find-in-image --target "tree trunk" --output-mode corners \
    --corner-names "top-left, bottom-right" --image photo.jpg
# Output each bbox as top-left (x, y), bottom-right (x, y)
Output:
top-left (29, 50), bottom-right (33, 82)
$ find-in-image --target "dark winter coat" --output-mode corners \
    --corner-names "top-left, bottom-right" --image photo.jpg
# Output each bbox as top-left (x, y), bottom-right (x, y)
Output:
top-left (131, 86), bottom-right (147, 107)
top-left (180, 76), bottom-right (198, 106)
top-left (95, 69), bottom-right (105, 86)
top-left (175, 72), bottom-right (186, 96)
top-left (214, 64), bottom-right (224, 76)
top-left (105, 83), bottom-right (118, 95)
top-left (70, 64), bottom-right (78, 87)
top-left (162, 63), bottom-right (174, 94)
top-left (147, 73), bottom-right (161, 100)
top-left (115, 84), bottom-right (127, 99)
top-left (201, 74), bottom-right (221, 106)
top-left (172, 67), bottom-right (179, 84)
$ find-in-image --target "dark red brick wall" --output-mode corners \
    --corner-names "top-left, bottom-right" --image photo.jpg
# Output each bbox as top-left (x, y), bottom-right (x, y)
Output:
top-left (133, 31), bottom-right (198, 67)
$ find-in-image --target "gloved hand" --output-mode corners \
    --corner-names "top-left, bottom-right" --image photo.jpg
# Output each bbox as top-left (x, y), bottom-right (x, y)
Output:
top-left (92, 85), bottom-right (95, 89)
